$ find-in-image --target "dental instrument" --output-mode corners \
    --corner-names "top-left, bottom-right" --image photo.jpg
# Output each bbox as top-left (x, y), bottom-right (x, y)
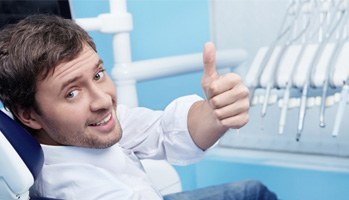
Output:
top-left (296, 0), bottom-right (343, 141)
top-left (331, 37), bottom-right (349, 137)
top-left (278, 1), bottom-right (315, 134)
top-left (260, 0), bottom-right (307, 118)
top-left (247, 0), bottom-right (299, 105)
top-left (318, 0), bottom-right (348, 128)
top-left (278, 45), bottom-right (307, 134)
top-left (332, 80), bottom-right (348, 137)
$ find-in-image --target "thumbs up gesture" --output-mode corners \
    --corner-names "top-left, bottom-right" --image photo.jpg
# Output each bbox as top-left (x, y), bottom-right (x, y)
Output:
top-left (187, 42), bottom-right (249, 150)
top-left (201, 42), bottom-right (249, 129)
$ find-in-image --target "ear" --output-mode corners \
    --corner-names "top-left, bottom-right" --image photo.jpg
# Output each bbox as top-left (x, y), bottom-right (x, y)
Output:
top-left (13, 107), bottom-right (43, 130)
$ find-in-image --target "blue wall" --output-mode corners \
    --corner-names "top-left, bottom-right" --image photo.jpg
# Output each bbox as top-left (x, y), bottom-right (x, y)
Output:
top-left (71, 0), bottom-right (210, 110)
top-left (195, 156), bottom-right (349, 200)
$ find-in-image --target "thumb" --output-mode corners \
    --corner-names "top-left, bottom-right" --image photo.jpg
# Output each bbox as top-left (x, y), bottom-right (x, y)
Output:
top-left (202, 42), bottom-right (218, 79)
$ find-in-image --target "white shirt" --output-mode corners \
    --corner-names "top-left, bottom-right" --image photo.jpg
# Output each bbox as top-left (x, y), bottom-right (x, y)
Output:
top-left (30, 95), bottom-right (205, 200)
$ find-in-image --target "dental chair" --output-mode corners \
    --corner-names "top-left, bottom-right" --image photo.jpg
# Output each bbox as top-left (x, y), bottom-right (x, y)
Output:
top-left (0, 109), bottom-right (64, 200)
top-left (0, 109), bottom-right (46, 200)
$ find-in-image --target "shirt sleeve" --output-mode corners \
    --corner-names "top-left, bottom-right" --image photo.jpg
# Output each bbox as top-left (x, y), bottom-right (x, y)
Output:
top-left (117, 95), bottom-right (205, 165)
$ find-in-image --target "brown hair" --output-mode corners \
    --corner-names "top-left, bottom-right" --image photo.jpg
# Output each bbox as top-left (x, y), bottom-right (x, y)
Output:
top-left (0, 14), bottom-right (96, 114)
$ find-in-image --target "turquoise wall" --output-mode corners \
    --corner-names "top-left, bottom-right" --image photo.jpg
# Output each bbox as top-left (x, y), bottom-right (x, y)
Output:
top-left (195, 156), bottom-right (349, 200)
top-left (71, 0), bottom-right (209, 110)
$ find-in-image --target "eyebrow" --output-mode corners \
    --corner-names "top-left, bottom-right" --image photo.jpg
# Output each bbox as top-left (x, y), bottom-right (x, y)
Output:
top-left (60, 59), bottom-right (104, 93)
top-left (96, 59), bottom-right (104, 69)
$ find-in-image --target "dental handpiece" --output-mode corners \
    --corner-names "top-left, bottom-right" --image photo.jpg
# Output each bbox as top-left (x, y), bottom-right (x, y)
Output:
top-left (296, 39), bottom-right (328, 140)
top-left (332, 82), bottom-right (349, 137)
top-left (249, 46), bottom-right (277, 106)
top-left (297, 81), bottom-right (309, 141)
top-left (279, 0), bottom-right (318, 134)
top-left (279, 44), bottom-right (307, 134)
top-left (279, 83), bottom-right (291, 134)
top-left (250, 29), bottom-right (293, 105)
top-left (319, 9), bottom-right (348, 127)
top-left (251, 1), bottom-right (301, 107)
top-left (261, 44), bottom-right (289, 118)
top-left (296, 2), bottom-right (344, 139)
top-left (265, 1), bottom-right (318, 121)
top-left (261, 2), bottom-right (308, 118)
top-left (319, 40), bottom-right (344, 127)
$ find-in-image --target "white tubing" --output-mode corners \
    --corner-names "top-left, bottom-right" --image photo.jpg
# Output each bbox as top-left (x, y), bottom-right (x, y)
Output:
top-left (112, 49), bottom-right (247, 82)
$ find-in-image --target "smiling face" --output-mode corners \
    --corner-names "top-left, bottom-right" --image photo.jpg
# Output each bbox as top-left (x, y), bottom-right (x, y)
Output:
top-left (21, 45), bottom-right (122, 148)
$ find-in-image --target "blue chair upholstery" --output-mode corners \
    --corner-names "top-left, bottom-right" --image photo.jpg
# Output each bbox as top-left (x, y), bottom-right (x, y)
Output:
top-left (0, 110), bottom-right (44, 179)
top-left (0, 110), bottom-right (50, 199)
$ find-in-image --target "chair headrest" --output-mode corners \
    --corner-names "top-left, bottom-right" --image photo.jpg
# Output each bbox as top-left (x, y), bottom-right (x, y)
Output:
top-left (0, 110), bottom-right (44, 179)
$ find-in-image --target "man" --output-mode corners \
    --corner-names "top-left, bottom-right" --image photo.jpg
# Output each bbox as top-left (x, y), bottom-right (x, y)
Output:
top-left (0, 15), bottom-right (277, 199)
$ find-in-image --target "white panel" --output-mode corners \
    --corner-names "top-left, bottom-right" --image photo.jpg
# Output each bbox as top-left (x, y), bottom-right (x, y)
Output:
top-left (210, 0), bottom-right (289, 75)
top-left (210, 0), bottom-right (349, 158)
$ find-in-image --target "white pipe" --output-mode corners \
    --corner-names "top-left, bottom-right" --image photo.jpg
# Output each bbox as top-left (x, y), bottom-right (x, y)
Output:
top-left (75, 13), bottom-right (132, 34)
top-left (113, 49), bottom-right (247, 107)
top-left (110, 0), bottom-right (127, 13)
top-left (108, 0), bottom-right (135, 106)
top-left (116, 79), bottom-right (138, 107)
top-left (112, 49), bottom-right (247, 82)
top-left (113, 33), bottom-right (132, 64)
top-left (74, 17), bottom-right (101, 31)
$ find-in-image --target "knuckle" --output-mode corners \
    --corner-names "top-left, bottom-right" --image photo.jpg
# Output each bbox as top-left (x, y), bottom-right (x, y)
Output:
top-left (230, 73), bottom-right (242, 83)
top-left (214, 109), bottom-right (224, 119)
top-left (222, 112), bottom-right (249, 129)
top-left (243, 100), bottom-right (250, 111)
top-left (239, 113), bottom-right (249, 127)
top-left (220, 120), bottom-right (230, 128)
top-left (201, 79), bottom-right (209, 88)
top-left (208, 82), bottom-right (219, 94)
top-left (203, 82), bottom-right (219, 97)
top-left (240, 86), bottom-right (250, 98)
top-left (210, 97), bottom-right (220, 108)
top-left (241, 114), bottom-right (249, 127)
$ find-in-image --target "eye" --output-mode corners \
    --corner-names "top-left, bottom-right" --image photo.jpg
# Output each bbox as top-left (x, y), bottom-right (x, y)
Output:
top-left (94, 70), bottom-right (105, 81)
top-left (66, 90), bottom-right (79, 99)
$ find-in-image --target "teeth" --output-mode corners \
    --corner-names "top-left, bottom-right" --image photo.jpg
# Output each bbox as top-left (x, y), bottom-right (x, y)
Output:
top-left (91, 114), bottom-right (111, 126)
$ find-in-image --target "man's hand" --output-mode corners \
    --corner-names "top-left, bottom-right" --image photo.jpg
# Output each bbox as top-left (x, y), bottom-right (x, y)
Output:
top-left (202, 42), bottom-right (249, 129)
top-left (188, 42), bottom-right (249, 150)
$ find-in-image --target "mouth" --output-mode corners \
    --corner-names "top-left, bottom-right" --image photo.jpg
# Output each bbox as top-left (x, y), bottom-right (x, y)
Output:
top-left (89, 114), bottom-right (112, 127)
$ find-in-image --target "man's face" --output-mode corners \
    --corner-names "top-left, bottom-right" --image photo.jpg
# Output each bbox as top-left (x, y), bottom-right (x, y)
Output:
top-left (30, 45), bottom-right (122, 148)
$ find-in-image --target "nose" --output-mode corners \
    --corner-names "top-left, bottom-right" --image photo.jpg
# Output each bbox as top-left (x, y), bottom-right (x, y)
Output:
top-left (89, 84), bottom-right (113, 112)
